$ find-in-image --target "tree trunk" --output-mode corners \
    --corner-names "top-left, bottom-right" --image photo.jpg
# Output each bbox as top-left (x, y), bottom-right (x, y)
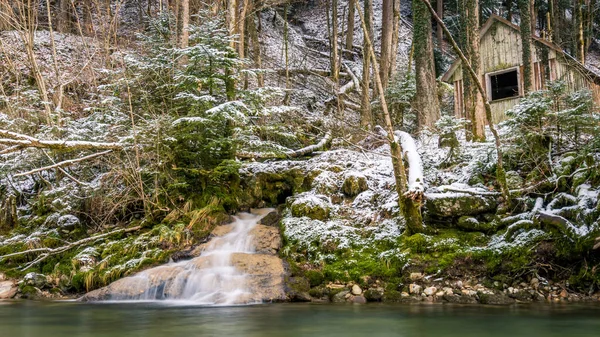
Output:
top-left (331, 0), bottom-right (339, 84)
top-left (518, 0), bottom-right (534, 93)
top-left (389, 0), bottom-right (401, 79)
top-left (420, 0), bottom-right (510, 202)
top-left (355, 0), bottom-right (424, 234)
top-left (550, 0), bottom-right (561, 44)
top-left (413, 0), bottom-right (440, 130)
top-left (436, 0), bottom-right (444, 52)
top-left (460, 0), bottom-right (485, 141)
top-left (360, 0), bottom-right (373, 128)
top-left (238, 0), bottom-right (249, 57)
top-left (180, 0), bottom-right (189, 48)
top-left (248, 0), bottom-right (263, 87)
top-left (346, 0), bottom-right (355, 51)
top-left (379, 0), bottom-right (393, 90)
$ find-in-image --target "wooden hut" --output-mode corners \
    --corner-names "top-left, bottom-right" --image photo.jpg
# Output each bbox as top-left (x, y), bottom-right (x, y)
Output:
top-left (442, 14), bottom-right (600, 124)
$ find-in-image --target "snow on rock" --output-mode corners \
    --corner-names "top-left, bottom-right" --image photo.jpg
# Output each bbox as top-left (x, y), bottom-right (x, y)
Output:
top-left (424, 192), bottom-right (498, 218)
top-left (395, 131), bottom-right (424, 193)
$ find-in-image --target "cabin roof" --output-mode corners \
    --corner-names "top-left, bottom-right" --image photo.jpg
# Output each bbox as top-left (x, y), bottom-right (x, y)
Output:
top-left (441, 14), bottom-right (600, 84)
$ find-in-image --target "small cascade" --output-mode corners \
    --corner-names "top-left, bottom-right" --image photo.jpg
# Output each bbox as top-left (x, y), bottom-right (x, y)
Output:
top-left (105, 208), bottom-right (275, 305)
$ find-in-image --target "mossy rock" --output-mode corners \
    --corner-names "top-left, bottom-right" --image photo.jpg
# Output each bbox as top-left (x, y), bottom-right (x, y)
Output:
top-left (424, 193), bottom-right (497, 218)
top-left (289, 193), bottom-right (331, 221)
top-left (456, 216), bottom-right (495, 232)
top-left (341, 172), bottom-right (368, 197)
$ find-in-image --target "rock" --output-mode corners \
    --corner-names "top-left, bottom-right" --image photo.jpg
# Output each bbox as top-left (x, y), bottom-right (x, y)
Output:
top-left (289, 193), bottom-right (331, 221)
top-left (423, 287), bottom-right (437, 296)
top-left (352, 295), bottom-right (367, 304)
top-left (443, 287), bottom-right (454, 295)
top-left (192, 224), bottom-right (281, 256)
top-left (258, 211), bottom-right (281, 227)
top-left (456, 216), bottom-right (494, 232)
top-left (443, 294), bottom-right (478, 304)
top-left (530, 278), bottom-right (539, 289)
top-left (424, 193), bottom-right (497, 218)
top-left (560, 289), bottom-right (568, 298)
top-left (56, 214), bottom-right (80, 231)
top-left (82, 253), bottom-right (288, 303)
top-left (508, 290), bottom-right (533, 302)
top-left (285, 277), bottom-right (311, 302)
top-left (351, 284), bottom-right (362, 295)
top-left (332, 290), bottom-right (350, 303)
top-left (0, 281), bottom-right (17, 299)
top-left (436, 291), bottom-right (445, 297)
top-left (409, 284), bottom-right (422, 294)
top-left (23, 272), bottom-right (48, 289)
top-left (461, 289), bottom-right (477, 296)
top-left (341, 172), bottom-right (368, 197)
top-left (0, 273), bottom-right (5, 281)
top-left (249, 225), bottom-right (281, 254)
top-left (505, 171), bottom-right (524, 190)
top-left (409, 272), bottom-right (423, 281)
top-left (401, 292), bottom-right (410, 297)
top-left (478, 291), bottom-right (515, 305)
top-left (364, 288), bottom-right (384, 302)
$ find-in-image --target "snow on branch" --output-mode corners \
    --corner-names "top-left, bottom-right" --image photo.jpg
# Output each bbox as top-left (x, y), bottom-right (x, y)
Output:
top-left (0, 226), bottom-right (142, 271)
top-left (0, 129), bottom-right (123, 152)
top-left (237, 132), bottom-right (332, 159)
top-left (14, 150), bottom-right (113, 177)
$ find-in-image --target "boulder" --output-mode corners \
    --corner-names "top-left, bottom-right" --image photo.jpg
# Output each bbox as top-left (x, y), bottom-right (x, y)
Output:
top-left (23, 272), bottom-right (48, 289)
top-left (332, 290), bottom-right (350, 303)
top-left (57, 215), bottom-right (80, 231)
top-left (290, 193), bottom-right (331, 221)
top-left (364, 288), bottom-right (384, 302)
top-left (456, 216), bottom-right (494, 232)
top-left (478, 291), bottom-right (515, 305)
top-left (352, 295), bottom-right (367, 304)
top-left (409, 284), bottom-right (422, 294)
top-left (341, 172), bottom-right (368, 197)
top-left (82, 253), bottom-right (288, 303)
top-left (423, 287), bottom-right (437, 296)
top-left (424, 193), bottom-right (497, 218)
top-left (285, 277), bottom-right (311, 302)
top-left (258, 211), bottom-right (281, 227)
top-left (0, 280), bottom-right (17, 299)
top-left (351, 284), bottom-right (362, 295)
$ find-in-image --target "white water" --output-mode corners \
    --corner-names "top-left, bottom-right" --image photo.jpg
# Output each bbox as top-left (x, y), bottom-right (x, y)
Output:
top-left (110, 209), bottom-right (273, 305)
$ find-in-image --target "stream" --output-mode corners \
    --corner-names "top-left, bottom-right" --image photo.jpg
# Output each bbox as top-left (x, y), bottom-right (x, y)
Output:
top-left (1, 301), bottom-right (600, 336)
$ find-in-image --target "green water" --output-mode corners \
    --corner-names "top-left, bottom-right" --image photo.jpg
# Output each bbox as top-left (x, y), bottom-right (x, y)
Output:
top-left (1, 301), bottom-right (599, 336)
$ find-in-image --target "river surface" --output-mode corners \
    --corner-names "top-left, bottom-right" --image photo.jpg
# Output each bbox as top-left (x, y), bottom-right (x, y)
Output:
top-left (1, 301), bottom-right (600, 336)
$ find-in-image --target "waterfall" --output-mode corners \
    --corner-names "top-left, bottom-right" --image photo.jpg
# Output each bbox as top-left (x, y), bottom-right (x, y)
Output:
top-left (107, 208), bottom-right (274, 305)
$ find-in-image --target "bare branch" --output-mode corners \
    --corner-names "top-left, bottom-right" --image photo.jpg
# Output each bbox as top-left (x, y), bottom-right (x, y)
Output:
top-left (14, 150), bottom-right (113, 177)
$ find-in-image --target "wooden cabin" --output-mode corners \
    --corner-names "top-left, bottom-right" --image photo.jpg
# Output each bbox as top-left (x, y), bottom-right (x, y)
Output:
top-left (442, 14), bottom-right (600, 124)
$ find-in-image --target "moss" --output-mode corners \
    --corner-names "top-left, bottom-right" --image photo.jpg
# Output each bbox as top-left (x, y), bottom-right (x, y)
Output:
top-left (304, 270), bottom-right (325, 287)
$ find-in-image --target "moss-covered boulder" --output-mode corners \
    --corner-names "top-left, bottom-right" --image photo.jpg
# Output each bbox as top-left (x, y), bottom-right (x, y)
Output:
top-left (342, 172), bottom-right (368, 197)
top-left (290, 193), bottom-right (331, 221)
top-left (456, 216), bottom-right (495, 232)
top-left (424, 193), bottom-right (497, 218)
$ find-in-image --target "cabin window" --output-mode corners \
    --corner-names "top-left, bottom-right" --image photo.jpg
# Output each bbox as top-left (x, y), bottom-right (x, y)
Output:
top-left (487, 68), bottom-right (520, 101)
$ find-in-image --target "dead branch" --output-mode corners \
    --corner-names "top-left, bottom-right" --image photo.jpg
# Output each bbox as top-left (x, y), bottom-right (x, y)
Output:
top-left (237, 132), bottom-right (332, 159)
top-left (275, 68), bottom-right (349, 78)
top-left (14, 150), bottom-right (113, 177)
top-left (0, 226), bottom-right (142, 271)
top-left (0, 129), bottom-right (123, 152)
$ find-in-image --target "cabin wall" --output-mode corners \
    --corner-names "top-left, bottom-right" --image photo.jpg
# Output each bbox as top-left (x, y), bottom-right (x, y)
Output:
top-left (449, 21), bottom-right (600, 121)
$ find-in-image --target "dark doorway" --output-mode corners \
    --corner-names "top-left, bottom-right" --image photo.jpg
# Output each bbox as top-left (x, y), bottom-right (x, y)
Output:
top-left (489, 69), bottom-right (519, 101)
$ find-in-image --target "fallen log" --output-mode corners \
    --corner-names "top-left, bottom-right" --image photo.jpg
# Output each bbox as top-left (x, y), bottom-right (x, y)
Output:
top-left (0, 129), bottom-right (123, 152)
top-left (237, 132), bottom-right (332, 159)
